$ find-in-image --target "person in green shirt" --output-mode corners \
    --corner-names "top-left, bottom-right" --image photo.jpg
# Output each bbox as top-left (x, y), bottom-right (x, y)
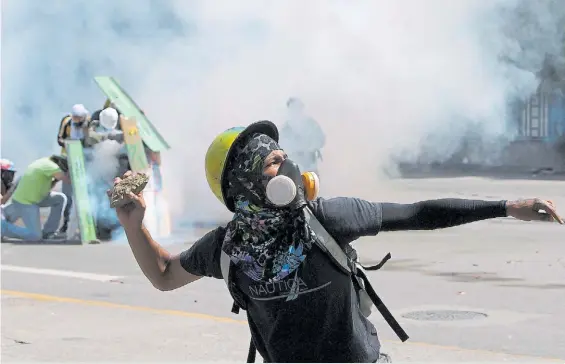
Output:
top-left (2, 155), bottom-right (70, 241)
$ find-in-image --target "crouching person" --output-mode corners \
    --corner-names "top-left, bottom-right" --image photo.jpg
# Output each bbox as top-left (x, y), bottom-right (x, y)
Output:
top-left (1, 158), bottom-right (29, 240)
top-left (2, 155), bottom-right (70, 241)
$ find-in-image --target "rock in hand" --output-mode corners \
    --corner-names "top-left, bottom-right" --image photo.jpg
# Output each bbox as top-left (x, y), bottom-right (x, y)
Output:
top-left (110, 172), bottom-right (150, 208)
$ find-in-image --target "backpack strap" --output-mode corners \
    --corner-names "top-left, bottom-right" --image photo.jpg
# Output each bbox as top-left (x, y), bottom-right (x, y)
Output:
top-left (303, 207), bottom-right (352, 275)
top-left (304, 207), bottom-right (393, 274)
top-left (355, 268), bottom-right (409, 342)
top-left (303, 206), bottom-right (409, 343)
top-left (220, 248), bottom-right (258, 362)
top-left (220, 249), bottom-right (245, 314)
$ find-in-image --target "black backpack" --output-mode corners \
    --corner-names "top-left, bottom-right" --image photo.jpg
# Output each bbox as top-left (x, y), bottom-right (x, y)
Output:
top-left (220, 207), bottom-right (409, 363)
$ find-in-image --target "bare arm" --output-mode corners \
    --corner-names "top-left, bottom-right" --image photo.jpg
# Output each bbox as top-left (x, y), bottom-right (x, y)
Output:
top-left (124, 224), bottom-right (201, 291)
top-left (1, 186), bottom-right (14, 205)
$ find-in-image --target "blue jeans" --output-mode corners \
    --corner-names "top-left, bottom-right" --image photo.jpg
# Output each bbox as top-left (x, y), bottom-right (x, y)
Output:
top-left (1, 214), bottom-right (33, 240)
top-left (1, 192), bottom-right (67, 240)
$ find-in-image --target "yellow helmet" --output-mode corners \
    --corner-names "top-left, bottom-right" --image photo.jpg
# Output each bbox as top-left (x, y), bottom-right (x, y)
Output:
top-left (205, 120), bottom-right (279, 212)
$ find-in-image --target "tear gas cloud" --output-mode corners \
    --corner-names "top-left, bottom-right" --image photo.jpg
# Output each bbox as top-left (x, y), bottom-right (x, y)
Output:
top-left (2, 0), bottom-right (564, 224)
top-left (88, 140), bottom-right (123, 182)
top-left (79, 140), bottom-right (123, 234)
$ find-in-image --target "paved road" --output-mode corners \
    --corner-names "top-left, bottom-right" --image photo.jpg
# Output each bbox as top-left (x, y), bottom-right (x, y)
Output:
top-left (2, 177), bottom-right (565, 362)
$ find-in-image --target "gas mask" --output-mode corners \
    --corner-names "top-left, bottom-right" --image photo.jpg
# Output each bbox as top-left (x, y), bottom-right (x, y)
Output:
top-left (265, 159), bottom-right (319, 209)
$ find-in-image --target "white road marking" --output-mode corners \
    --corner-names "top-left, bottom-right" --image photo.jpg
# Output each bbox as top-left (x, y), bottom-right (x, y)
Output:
top-left (1, 265), bottom-right (124, 282)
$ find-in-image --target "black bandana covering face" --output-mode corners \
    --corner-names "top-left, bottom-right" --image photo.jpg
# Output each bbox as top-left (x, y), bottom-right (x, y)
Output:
top-left (222, 133), bottom-right (318, 283)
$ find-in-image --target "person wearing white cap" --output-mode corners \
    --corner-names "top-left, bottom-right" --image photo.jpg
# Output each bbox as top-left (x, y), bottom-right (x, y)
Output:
top-left (56, 103), bottom-right (91, 235)
top-left (57, 104), bottom-right (90, 154)
top-left (86, 106), bottom-right (129, 172)
top-left (99, 107), bottom-right (119, 130)
top-left (86, 107), bottom-right (125, 145)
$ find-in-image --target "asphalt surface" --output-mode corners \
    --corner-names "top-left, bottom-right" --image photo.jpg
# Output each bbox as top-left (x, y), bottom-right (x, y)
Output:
top-left (2, 176), bottom-right (565, 362)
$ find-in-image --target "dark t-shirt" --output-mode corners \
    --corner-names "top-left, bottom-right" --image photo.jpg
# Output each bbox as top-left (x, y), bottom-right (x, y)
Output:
top-left (180, 197), bottom-right (383, 363)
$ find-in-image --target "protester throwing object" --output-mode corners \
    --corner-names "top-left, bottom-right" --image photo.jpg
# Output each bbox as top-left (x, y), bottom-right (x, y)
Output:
top-left (110, 120), bottom-right (562, 363)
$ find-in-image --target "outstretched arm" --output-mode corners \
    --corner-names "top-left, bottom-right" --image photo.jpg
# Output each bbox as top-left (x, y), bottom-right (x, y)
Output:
top-left (381, 198), bottom-right (506, 231)
top-left (381, 198), bottom-right (562, 231)
top-left (308, 196), bottom-right (561, 247)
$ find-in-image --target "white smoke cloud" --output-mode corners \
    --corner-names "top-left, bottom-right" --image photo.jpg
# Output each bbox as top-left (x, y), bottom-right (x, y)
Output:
top-left (84, 139), bottom-right (124, 238)
top-left (89, 140), bottom-right (123, 182)
top-left (1, 0), bottom-right (564, 225)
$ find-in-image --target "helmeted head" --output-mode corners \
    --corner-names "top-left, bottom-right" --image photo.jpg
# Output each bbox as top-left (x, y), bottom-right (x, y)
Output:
top-left (1, 158), bottom-right (16, 192)
top-left (99, 107), bottom-right (119, 130)
top-left (71, 104), bottom-right (88, 125)
top-left (205, 121), bottom-right (279, 212)
top-left (225, 132), bottom-right (285, 209)
top-left (205, 121), bottom-right (319, 213)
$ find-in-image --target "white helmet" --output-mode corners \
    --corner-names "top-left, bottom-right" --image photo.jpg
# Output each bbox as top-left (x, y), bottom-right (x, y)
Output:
top-left (99, 107), bottom-right (119, 130)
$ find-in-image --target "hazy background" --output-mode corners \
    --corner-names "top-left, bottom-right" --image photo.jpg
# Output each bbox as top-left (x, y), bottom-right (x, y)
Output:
top-left (2, 0), bottom-right (565, 225)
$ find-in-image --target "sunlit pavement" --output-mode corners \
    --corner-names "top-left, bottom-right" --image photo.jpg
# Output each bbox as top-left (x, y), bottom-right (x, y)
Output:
top-left (2, 176), bottom-right (565, 362)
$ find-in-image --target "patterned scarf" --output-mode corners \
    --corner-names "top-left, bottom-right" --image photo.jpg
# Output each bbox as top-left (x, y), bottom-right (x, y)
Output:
top-left (222, 133), bottom-right (316, 282)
